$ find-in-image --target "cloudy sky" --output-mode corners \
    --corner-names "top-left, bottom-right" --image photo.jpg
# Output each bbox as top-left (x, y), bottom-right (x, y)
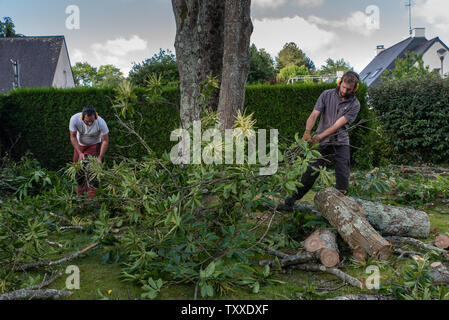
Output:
top-left (1, 0), bottom-right (448, 75)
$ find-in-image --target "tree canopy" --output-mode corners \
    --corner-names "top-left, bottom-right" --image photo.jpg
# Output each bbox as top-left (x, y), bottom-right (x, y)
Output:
top-left (317, 58), bottom-right (353, 76)
top-left (275, 42), bottom-right (315, 73)
top-left (72, 62), bottom-right (124, 87)
top-left (247, 44), bottom-right (275, 84)
top-left (128, 49), bottom-right (179, 87)
top-left (0, 17), bottom-right (24, 37)
top-left (276, 64), bottom-right (311, 83)
top-left (381, 52), bottom-right (435, 81)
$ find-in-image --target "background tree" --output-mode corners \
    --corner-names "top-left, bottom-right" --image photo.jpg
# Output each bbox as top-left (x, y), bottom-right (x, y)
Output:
top-left (72, 62), bottom-right (124, 87)
top-left (128, 49), bottom-right (179, 87)
top-left (275, 42), bottom-right (315, 73)
top-left (317, 58), bottom-right (353, 76)
top-left (172, 0), bottom-right (252, 130)
top-left (0, 17), bottom-right (24, 37)
top-left (72, 62), bottom-right (98, 87)
top-left (247, 44), bottom-right (275, 84)
top-left (276, 64), bottom-right (311, 83)
top-left (381, 52), bottom-right (434, 80)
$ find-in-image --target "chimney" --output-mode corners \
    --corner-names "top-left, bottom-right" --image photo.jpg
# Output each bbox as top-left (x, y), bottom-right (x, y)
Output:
top-left (376, 45), bottom-right (385, 55)
top-left (412, 28), bottom-right (425, 38)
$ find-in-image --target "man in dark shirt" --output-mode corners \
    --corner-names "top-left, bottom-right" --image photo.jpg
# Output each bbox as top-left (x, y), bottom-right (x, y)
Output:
top-left (278, 71), bottom-right (361, 211)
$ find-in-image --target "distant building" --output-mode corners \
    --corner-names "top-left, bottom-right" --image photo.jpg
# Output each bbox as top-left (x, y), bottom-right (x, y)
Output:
top-left (360, 28), bottom-right (449, 87)
top-left (0, 36), bottom-right (75, 94)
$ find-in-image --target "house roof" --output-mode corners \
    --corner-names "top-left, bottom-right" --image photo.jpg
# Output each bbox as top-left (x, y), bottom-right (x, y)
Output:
top-left (0, 36), bottom-right (67, 93)
top-left (359, 36), bottom-right (449, 87)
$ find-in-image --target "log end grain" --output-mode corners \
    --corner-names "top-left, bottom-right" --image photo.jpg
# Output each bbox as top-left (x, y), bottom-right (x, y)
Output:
top-left (320, 248), bottom-right (340, 268)
top-left (434, 234), bottom-right (449, 249)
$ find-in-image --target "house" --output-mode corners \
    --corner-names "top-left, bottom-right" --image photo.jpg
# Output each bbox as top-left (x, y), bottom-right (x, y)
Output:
top-left (0, 36), bottom-right (75, 94)
top-left (360, 28), bottom-right (449, 87)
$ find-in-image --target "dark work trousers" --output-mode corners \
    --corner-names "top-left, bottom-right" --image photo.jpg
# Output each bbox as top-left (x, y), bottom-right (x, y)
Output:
top-left (287, 144), bottom-right (350, 205)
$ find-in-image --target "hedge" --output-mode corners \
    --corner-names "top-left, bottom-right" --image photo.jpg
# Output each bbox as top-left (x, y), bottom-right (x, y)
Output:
top-left (369, 76), bottom-right (449, 164)
top-left (0, 83), bottom-right (370, 169)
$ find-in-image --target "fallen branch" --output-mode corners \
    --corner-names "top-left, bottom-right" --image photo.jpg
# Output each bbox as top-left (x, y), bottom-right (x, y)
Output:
top-left (259, 250), bottom-right (316, 267)
top-left (326, 294), bottom-right (393, 300)
top-left (290, 263), bottom-right (363, 289)
top-left (27, 272), bottom-right (63, 290)
top-left (0, 289), bottom-right (71, 300)
top-left (385, 236), bottom-right (448, 258)
top-left (14, 242), bottom-right (99, 271)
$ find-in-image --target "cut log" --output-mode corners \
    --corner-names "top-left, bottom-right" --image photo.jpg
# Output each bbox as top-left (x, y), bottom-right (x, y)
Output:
top-left (350, 198), bottom-right (430, 238)
top-left (314, 188), bottom-right (392, 261)
top-left (304, 230), bottom-right (322, 252)
top-left (430, 262), bottom-right (449, 285)
top-left (434, 234), bottom-right (449, 249)
top-left (352, 246), bottom-right (368, 262)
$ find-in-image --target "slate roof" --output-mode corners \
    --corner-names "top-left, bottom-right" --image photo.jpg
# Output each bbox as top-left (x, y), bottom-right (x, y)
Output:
top-left (0, 36), bottom-right (69, 93)
top-left (360, 36), bottom-right (449, 87)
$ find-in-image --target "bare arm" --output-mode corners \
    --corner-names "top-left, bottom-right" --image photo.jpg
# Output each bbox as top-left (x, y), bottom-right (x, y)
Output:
top-left (97, 134), bottom-right (109, 163)
top-left (69, 131), bottom-right (84, 161)
top-left (305, 110), bottom-right (321, 131)
top-left (316, 116), bottom-right (348, 140)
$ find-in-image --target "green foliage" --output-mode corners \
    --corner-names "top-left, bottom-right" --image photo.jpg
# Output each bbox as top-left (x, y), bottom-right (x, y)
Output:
top-left (369, 75), bottom-right (449, 164)
top-left (72, 62), bottom-right (125, 87)
top-left (381, 52), bottom-right (436, 80)
top-left (248, 44), bottom-right (275, 84)
top-left (276, 42), bottom-right (315, 73)
top-left (349, 167), bottom-right (391, 200)
top-left (277, 65), bottom-right (310, 83)
top-left (317, 58), bottom-right (353, 76)
top-left (128, 49), bottom-right (179, 87)
top-left (0, 17), bottom-right (24, 37)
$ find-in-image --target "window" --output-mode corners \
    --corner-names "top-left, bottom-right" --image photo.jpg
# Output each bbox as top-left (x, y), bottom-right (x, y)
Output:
top-left (369, 68), bottom-right (382, 79)
top-left (362, 72), bottom-right (371, 81)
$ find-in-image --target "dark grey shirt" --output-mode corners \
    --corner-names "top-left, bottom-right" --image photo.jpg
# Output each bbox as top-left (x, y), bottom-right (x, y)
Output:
top-left (313, 88), bottom-right (360, 146)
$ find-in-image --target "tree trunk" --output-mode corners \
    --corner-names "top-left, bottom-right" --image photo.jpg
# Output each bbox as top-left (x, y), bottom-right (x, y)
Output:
top-left (314, 188), bottom-right (392, 261)
top-left (172, 0), bottom-right (225, 128)
top-left (172, 0), bottom-right (252, 130)
top-left (217, 0), bottom-right (253, 131)
top-left (350, 198), bottom-right (430, 239)
top-left (305, 229), bottom-right (340, 267)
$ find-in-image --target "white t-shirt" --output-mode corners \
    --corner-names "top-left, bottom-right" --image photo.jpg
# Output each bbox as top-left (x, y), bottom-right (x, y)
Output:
top-left (69, 112), bottom-right (109, 146)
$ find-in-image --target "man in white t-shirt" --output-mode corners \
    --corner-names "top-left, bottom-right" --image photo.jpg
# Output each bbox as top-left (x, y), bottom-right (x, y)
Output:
top-left (69, 105), bottom-right (109, 197)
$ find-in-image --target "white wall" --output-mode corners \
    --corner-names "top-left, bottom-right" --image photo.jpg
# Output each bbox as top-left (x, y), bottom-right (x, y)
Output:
top-left (419, 41), bottom-right (449, 77)
top-left (52, 39), bottom-right (75, 88)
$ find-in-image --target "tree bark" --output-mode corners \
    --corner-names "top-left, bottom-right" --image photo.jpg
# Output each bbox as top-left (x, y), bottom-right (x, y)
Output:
top-left (327, 294), bottom-right (393, 300)
top-left (172, 0), bottom-right (225, 128)
top-left (314, 188), bottom-right (392, 261)
top-left (217, 0), bottom-right (253, 131)
top-left (305, 229), bottom-right (340, 267)
top-left (350, 197), bottom-right (430, 239)
top-left (385, 236), bottom-right (448, 259)
top-left (259, 250), bottom-right (316, 267)
top-left (0, 289), bottom-right (71, 300)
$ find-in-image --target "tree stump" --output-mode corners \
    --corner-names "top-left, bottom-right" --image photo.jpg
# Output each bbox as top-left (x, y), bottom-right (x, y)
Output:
top-left (314, 188), bottom-right (392, 261)
top-left (350, 198), bottom-right (430, 238)
top-left (305, 229), bottom-right (340, 267)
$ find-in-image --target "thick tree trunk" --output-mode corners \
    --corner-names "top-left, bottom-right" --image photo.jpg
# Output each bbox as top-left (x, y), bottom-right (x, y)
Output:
top-left (314, 188), bottom-right (392, 261)
top-left (217, 0), bottom-right (253, 131)
top-left (350, 198), bottom-right (430, 239)
top-left (172, 0), bottom-right (225, 128)
top-left (305, 229), bottom-right (340, 267)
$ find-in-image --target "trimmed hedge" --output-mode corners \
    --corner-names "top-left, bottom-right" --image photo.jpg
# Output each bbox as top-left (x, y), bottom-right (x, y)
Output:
top-left (0, 83), bottom-right (370, 169)
top-left (369, 76), bottom-right (449, 164)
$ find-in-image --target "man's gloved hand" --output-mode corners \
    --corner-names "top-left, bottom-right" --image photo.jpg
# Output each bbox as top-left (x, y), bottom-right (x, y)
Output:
top-left (308, 135), bottom-right (321, 147)
top-left (301, 130), bottom-right (312, 142)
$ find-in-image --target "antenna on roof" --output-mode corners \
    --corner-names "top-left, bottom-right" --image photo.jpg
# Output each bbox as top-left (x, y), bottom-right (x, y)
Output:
top-left (10, 59), bottom-right (21, 89)
top-left (405, 0), bottom-right (413, 36)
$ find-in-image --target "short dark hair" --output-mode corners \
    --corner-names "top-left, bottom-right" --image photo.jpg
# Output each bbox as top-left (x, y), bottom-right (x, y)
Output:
top-left (82, 105), bottom-right (96, 118)
top-left (341, 71), bottom-right (359, 86)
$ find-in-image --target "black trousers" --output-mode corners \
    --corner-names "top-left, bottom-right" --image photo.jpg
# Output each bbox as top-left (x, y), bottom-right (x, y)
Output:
top-left (289, 144), bottom-right (350, 204)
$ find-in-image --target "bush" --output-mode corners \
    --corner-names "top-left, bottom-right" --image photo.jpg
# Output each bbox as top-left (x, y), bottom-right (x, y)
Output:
top-left (0, 83), bottom-right (372, 169)
top-left (369, 75), bottom-right (449, 164)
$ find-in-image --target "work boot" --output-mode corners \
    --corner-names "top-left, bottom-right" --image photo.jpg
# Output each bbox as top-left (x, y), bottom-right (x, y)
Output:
top-left (276, 196), bottom-right (296, 212)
